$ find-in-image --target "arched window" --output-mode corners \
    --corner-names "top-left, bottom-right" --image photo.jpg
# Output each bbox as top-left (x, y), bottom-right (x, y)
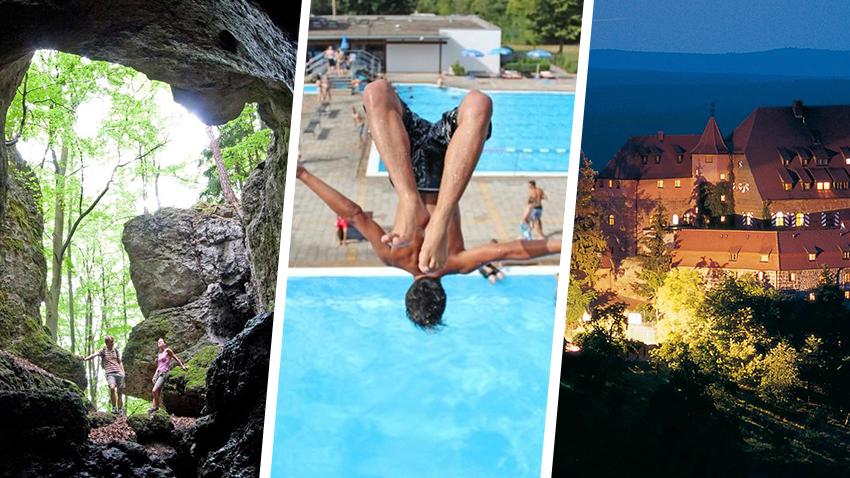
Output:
top-left (671, 214), bottom-right (679, 226)
top-left (776, 211), bottom-right (785, 227)
top-left (796, 212), bottom-right (805, 227)
top-left (608, 214), bottom-right (615, 226)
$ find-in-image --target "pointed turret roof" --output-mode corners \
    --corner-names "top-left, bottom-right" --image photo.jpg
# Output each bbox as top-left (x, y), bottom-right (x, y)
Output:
top-left (691, 116), bottom-right (728, 154)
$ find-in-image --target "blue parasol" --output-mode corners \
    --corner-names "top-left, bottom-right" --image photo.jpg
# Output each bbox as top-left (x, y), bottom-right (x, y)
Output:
top-left (489, 47), bottom-right (513, 56)
top-left (461, 49), bottom-right (484, 58)
top-left (526, 49), bottom-right (553, 59)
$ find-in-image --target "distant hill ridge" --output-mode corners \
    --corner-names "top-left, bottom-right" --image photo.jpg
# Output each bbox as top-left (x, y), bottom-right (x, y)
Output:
top-left (590, 48), bottom-right (850, 79)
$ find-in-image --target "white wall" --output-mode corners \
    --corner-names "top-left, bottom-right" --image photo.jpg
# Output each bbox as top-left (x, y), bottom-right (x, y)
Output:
top-left (386, 43), bottom-right (441, 73)
top-left (439, 28), bottom-right (501, 76)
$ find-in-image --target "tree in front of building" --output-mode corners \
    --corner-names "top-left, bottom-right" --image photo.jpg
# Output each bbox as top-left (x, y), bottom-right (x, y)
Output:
top-left (634, 205), bottom-right (672, 305)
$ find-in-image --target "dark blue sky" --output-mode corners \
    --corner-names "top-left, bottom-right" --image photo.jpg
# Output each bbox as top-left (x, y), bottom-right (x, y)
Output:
top-left (591, 0), bottom-right (850, 53)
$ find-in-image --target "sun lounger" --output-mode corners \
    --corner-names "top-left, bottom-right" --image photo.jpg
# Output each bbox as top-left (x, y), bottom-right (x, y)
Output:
top-left (501, 70), bottom-right (523, 79)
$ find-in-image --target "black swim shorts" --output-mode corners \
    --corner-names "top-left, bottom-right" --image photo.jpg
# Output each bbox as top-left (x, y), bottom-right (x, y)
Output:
top-left (399, 99), bottom-right (492, 191)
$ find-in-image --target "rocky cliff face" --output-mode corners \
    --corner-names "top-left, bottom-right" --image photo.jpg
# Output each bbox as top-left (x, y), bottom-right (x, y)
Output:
top-left (122, 206), bottom-right (256, 416)
top-left (0, 154), bottom-right (86, 387)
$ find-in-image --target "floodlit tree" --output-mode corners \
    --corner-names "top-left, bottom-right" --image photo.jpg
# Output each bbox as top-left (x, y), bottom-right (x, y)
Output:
top-left (634, 205), bottom-right (672, 303)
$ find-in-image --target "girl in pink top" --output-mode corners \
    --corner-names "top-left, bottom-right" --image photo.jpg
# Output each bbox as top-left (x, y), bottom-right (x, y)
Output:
top-left (149, 337), bottom-right (187, 415)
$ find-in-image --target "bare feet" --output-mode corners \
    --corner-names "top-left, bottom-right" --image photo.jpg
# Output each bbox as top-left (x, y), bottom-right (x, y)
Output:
top-left (382, 199), bottom-right (427, 248)
top-left (419, 213), bottom-right (450, 273)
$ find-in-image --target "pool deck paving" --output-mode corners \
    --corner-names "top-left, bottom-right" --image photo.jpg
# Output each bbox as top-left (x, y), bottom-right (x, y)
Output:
top-left (289, 84), bottom-right (568, 268)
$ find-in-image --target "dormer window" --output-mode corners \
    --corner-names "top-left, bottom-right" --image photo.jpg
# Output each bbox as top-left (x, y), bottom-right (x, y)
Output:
top-left (817, 181), bottom-right (831, 190)
top-left (676, 154), bottom-right (684, 164)
top-left (843, 250), bottom-right (850, 260)
top-left (641, 155), bottom-right (648, 164)
top-left (657, 180), bottom-right (664, 188)
top-left (608, 179), bottom-right (613, 188)
top-left (795, 212), bottom-right (805, 227)
top-left (790, 272), bottom-right (797, 281)
top-left (655, 155), bottom-right (661, 164)
top-left (760, 253), bottom-right (769, 263)
top-left (720, 173), bottom-right (726, 180)
top-left (674, 179), bottom-right (681, 188)
top-left (783, 182), bottom-right (792, 191)
top-left (808, 252), bottom-right (817, 261)
top-left (730, 252), bottom-right (738, 262)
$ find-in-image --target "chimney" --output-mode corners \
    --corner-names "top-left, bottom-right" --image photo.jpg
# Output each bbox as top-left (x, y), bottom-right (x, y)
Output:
top-left (792, 100), bottom-right (804, 119)
top-left (657, 130), bottom-right (664, 142)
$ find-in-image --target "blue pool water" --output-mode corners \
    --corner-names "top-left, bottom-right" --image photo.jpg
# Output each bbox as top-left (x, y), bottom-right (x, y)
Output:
top-left (383, 84), bottom-right (573, 173)
top-left (271, 273), bottom-right (556, 477)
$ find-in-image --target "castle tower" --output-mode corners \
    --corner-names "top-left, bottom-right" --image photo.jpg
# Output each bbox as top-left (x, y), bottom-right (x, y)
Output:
top-left (691, 115), bottom-right (731, 183)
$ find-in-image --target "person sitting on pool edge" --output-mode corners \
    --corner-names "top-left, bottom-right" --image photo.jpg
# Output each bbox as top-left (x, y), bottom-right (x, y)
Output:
top-left (296, 80), bottom-right (560, 329)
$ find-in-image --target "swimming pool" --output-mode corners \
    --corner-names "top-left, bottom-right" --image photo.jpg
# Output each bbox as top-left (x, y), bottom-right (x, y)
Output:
top-left (370, 84), bottom-right (573, 175)
top-left (271, 268), bottom-right (557, 477)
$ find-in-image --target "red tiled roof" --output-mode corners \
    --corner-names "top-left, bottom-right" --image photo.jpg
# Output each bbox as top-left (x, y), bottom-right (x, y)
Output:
top-left (674, 229), bottom-right (779, 271)
top-left (691, 116), bottom-right (729, 154)
top-left (599, 134), bottom-right (699, 179)
top-left (778, 229), bottom-right (850, 270)
top-left (674, 228), bottom-right (850, 271)
top-left (733, 103), bottom-right (850, 200)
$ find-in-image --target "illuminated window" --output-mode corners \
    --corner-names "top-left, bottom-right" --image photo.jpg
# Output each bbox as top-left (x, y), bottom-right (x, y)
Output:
top-left (657, 180), bottom-right (664, 188)
top-left (808, 252), bottom-right (817, 261)
top-left (720, 194), bottom-right (726, 202)
top-left (825, 182), bottom-right (831, 190)
top-left (720, 173), bottom-right (726, 180)
top-left (758, 271), bottom-right (765, 281)
top-left (796, 212), bottom-right (805, 227)
top-left (817, 181), bottom-right (831, 190)
top-left (730, 252), bottom-right (738, 261)
top-left (720, 215), bottom-right (727, 223)
top-left (808, 292), bottom-right (816, 301)
top-left (846, 157), bottom-right (850, 165)
top-left (674, 179), bottom-right (681, 188)
top-left (655, 155), bottom-right (661, 164)
top-left (844, 251), bottom-right (850, 260)
top-left (641, 155), bottom-right (648, 164)
top-left (803, 182), bottom-right (811, 190)
top-left (608, 214), bottom-right (615, 226)
top-left (844, 272), bottom-right (850, 282)
top-left (744, 212), bottom-right (753, 226)
top-left (776, 211), bottom-right (785, 227)
top-left (784, 182), bottom-right (792, 191)
top-left (790, 272), bottom-right (797, 281)
top-left (760, 253), bottom-right (769, 263)
top-left (844, 290), bottom-right (850, 300)
top-left (672, 214), bottom-right (679, 226)
top-left (608, 179), bottom-right (613, 188)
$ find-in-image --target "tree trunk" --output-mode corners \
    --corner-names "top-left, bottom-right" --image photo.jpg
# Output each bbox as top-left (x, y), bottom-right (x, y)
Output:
top-left (85, 289), bottom-right (97, 403)
top-left (206, 126), bottom-right (242, 219)
top-left (66, 248), bottom-right (75, 354)
top-left (45, 145), bottom-right (68, 338)
top-left (121, 253), bottom-right (128, 337)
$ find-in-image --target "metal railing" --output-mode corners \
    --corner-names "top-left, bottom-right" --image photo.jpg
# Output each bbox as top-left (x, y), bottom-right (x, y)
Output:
top-left (305, 49), bottom-right (383, 80)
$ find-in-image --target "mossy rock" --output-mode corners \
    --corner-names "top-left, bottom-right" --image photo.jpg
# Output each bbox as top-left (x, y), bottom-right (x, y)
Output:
top-left (0, 350), bottom-right (89, 452)
top-left (127, 409), bottom-right (174, 444)
top-left (89, 411), bottom-right (117, 428)
top-left (163, 344), bottom-right (220, 417)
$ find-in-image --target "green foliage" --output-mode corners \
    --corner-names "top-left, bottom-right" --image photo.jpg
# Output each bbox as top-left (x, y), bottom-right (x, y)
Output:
top-left (570, 157), bottom-right (606, 287)
top-left (503, 59), bottom-right (550, 75)
top-left (756, 342), bottom-right (801, 403)
top-left (527, 0), bottom-right (582, 49)
top-left (313, 0), bottom-right (417, 14)
top-left (698, 179), bottom-right (735, 226)
top-left (200, 103), bottom-right (270, 202)
top-left (565, 278), bottom-right (594, 334)
top-left (450, 61), bottom-right (466, 76)
top-left (634, 205), bottom-right (672, 303)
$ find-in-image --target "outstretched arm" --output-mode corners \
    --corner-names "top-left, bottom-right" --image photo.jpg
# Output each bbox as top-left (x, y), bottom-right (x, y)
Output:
top-left (296, 165), bottom-right (391, 261)
top-left (449, 237), bottom-right (561, 274)
top-left (167, 348), bottom-right (188, 370)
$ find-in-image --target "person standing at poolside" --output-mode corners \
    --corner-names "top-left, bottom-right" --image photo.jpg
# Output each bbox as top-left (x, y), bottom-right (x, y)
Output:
top-left (149, 337), bottom-right (187, 415)
top-left (352, 106), bottom-right (366, 146)
top-left (336, 215), bottom-right (349, 246)
top-left (324, 45), bottom-right (336, 74)
top-left (296, 80), bottom-right (560, 329)
top-left (83, 335), bottom-right (126, 415)
top-left (525, 180), bottom-right (546, 239)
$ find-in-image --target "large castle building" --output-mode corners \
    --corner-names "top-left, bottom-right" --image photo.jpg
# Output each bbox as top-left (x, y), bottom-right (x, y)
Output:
top-left (593, 101), bottom-right (850, 294)
top-left (595, 101), bottom-right (850, 260)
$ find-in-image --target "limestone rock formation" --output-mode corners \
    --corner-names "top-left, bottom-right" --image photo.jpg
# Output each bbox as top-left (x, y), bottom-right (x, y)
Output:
top-left (122, 206), bottom-right (256, 416)
top-left (192, 312), bottom-right (273, 477)
top-left (127, 410), bottom-right (175, 444)
top-left (0, 155), bottom-right (86, 387)
top-left (0, 350), bottom-right (89, 453)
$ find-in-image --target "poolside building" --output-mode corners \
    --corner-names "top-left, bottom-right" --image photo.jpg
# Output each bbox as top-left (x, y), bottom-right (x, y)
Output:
top-left (307, 14), bottom-right (501, 75)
